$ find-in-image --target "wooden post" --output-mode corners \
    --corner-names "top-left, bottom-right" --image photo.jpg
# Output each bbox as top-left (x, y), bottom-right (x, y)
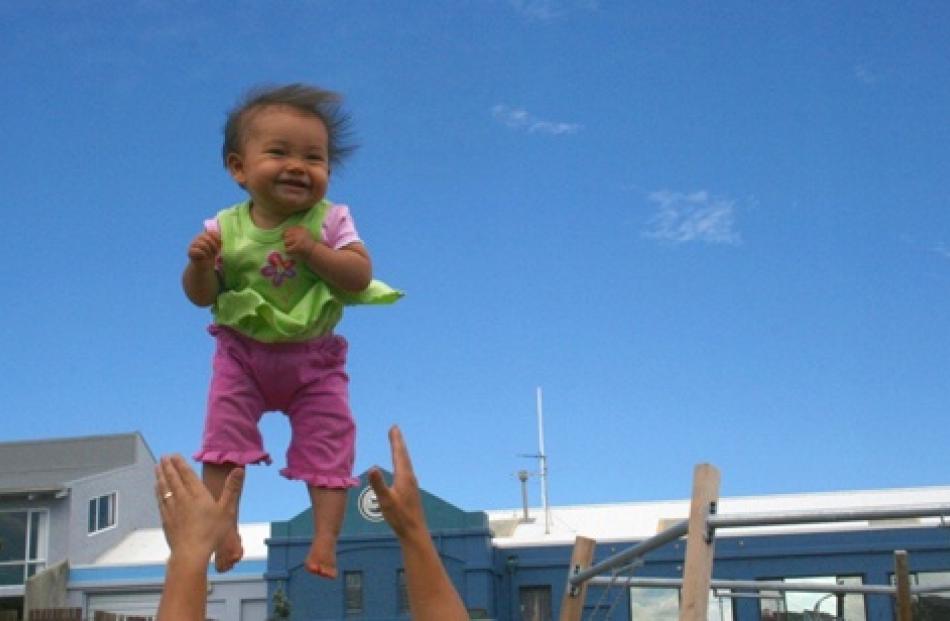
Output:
top-left (558, 536), bottom-right (596, 621)
top-left (895, 549), bottom-right (914, 621)
top-left (679, 464), bottom-right (721, 621)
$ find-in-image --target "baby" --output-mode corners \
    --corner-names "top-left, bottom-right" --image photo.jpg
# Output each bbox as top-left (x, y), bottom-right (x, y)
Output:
top-left (182, 84), bottom-right (400, 578)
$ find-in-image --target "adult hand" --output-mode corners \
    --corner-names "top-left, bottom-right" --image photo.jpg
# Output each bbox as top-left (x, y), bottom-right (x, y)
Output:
top-left (283, 226), bottom-right (316, 257)
top-left (368, 426), bottom-right (426, 540)
top-left (187, 231), bottom-right (221, 269)
top-left (154, 455), bottom-right (244, 561)
top-left (369, 427), bottom-right (469, 621)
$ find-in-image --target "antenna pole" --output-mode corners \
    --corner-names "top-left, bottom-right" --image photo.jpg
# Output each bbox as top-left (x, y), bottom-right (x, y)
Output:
top-left (537, 386), bottom-right (551, 534)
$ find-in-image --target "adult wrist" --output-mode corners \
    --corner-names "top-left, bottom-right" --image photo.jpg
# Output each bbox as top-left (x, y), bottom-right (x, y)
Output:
top-left (167, 548), bottom-right (212, 572)
top-left (397, 522), bottom-right (432, 547)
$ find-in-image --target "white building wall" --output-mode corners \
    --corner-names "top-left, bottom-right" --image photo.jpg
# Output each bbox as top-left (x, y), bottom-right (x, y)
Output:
top-left (67, 574), bottom-right (267, 621)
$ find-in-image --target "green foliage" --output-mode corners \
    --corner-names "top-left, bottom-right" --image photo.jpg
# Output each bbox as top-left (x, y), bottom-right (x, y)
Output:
top-left (270, 586), bottom-right (291, 621)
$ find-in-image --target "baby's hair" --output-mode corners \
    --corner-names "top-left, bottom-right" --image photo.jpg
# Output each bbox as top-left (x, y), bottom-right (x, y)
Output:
top-left (222, 83), bottom-right (356, 169)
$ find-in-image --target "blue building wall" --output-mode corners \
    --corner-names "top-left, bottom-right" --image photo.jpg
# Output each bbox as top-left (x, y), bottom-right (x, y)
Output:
top-left (500, 527), bottom-right (950, 621)
top-left (267, 474), bottom-right (950, 620)
top-left (267, 469), bottom-right (494, 620)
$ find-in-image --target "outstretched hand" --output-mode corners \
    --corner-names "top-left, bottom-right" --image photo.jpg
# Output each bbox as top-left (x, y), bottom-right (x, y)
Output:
top-left (155, 455), bottom-right (244, 561)
top-left (368, 426), bottom-right (426, 540)
top-left (368, 426), bottom-right (469, 621)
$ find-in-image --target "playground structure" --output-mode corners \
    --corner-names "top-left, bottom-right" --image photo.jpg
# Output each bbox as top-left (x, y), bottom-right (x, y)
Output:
top-left (559, 464), bottom-right (950, 621)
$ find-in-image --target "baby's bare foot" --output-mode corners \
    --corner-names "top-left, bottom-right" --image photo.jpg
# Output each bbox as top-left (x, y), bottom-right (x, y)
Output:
top-left (214, 528), bottom-right (244, 573)
top-left (304, 535), bottom-right (338, 579)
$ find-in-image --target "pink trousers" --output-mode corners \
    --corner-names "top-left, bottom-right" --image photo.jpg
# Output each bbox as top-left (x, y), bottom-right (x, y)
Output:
top-left (193, 326), bottom-right (358, 489)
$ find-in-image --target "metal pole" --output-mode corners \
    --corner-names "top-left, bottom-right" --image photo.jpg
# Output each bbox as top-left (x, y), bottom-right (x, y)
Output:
top-left (913, 583), bottom-right (950, 595)
top-left (537, 386), bottom-right (551, 535)
top-left (587, 576), bottom-right (898, 595)
top-left (569, 520), bottom-right (689, 586)
top-left (518, 470), bottom-right (531, 522)
top-left (707, 503), bottom-right (950, 529)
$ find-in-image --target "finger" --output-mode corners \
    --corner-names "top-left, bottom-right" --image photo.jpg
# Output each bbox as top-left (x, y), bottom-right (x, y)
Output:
top-left (219, 467), bottom-right (245, 513)
top-left (168, 454), bottom-right (204, 499)
top-left (155, 465), bottom-right (172, 523)
top-left (367, 467), bottom-right (392, 503)
top-left (160, 455), bottom-right (189, 500)
top-left (155, 464), bottom-right (169, 505)
top-left (388, 425), bottom-right (415, 479)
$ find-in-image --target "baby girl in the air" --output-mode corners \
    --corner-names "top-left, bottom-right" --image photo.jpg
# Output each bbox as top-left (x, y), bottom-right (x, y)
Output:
top-left (182, 84), bottom-right (400, 578)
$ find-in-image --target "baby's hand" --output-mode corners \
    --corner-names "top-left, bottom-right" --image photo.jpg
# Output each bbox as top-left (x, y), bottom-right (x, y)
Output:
top-left (283, 226), bottom-right (316, 257)
top-left (187, 231), bottom-right (221, 269)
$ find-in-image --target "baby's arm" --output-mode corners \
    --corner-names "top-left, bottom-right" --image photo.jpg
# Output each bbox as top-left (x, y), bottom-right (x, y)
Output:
top-left (182, 230), bottom-right (221, 307)
top-left (283, 226), bottom-right (373, 293)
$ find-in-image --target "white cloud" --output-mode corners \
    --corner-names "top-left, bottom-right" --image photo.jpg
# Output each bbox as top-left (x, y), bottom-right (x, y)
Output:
top-left (642, 190), bottom-right (742, 245)
top-left (491, 105), bottom-right (582, 135)
top-left (509, 0), bottom-right (598, 21)
top-left (932, 243), bottom-right (950, 259)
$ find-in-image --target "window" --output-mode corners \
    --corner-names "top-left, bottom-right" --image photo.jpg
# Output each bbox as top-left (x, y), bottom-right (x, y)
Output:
top-left (344, 571), bottom-right (363, 615)
top-left (519, 585), bottom-right (552, 621)
top-left (88, 493), bottom-right (117, 534)
top-left (0, 510), bottom-right (48, 585)
top-left (629, 586), bottom-right (733, 620)
top-left (759, 575), bottom-right (865, 621)
top-left (891, 569), bottom-right (950, 617)
top-left (396, 569), bottom-right (409, 614)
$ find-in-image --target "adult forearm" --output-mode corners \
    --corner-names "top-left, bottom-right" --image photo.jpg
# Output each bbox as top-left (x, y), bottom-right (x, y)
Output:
top-left (400, 530), bottom-right (468, 621)
top-left (157, 553), bottom-right (208, 621)
top-left (182, 263), bottom-right (219, 307)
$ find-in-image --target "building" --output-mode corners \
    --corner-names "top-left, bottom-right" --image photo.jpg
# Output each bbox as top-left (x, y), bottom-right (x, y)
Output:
top-left (67, 522), bottom-right (268, 620)
top-left (264, 473), bottom-right (950, 621)
top-left (4, 432), bottom-right (949, 620)
top-left (0, 433), bottom-right (160, 619)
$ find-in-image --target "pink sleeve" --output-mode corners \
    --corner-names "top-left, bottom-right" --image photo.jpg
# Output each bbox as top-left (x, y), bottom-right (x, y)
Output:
top-left (204, 218), bottom-right (219, 233)
top-left (322, 204), bottom-right (362, 250)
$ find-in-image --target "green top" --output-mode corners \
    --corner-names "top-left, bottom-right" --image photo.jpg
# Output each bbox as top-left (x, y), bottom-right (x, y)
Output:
top-left (212, 200), bottom-right (402, 343)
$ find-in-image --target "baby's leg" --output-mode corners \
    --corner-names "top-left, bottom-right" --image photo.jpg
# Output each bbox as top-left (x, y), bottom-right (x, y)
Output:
top-left (203, 463), bottom-right (244, 573)
top-left (304, 486), bottom-right (347, 579)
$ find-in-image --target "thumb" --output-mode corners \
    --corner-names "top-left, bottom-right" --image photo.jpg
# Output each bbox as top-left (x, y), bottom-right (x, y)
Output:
top-left (368, 467), bottom-right (390, 501)
top-left (219, 468), bottom-right (245, 513)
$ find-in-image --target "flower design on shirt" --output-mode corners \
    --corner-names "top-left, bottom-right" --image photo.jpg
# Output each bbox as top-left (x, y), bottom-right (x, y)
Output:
top-left (260, 252), bottom-right (297, 287)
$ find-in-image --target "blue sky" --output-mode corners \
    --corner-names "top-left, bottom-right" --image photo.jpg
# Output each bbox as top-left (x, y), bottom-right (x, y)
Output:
top-left (2, 1), bottom-right (949, 523)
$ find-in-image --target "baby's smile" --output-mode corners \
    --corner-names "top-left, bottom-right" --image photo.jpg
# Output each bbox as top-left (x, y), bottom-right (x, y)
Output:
top-left (276, 177), bottom-right (311, 192)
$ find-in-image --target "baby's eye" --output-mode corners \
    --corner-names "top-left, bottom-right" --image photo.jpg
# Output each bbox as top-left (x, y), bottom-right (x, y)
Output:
top-left (306, 154), bottom-right (324, 163)
top-left (266, 148), bottom-right (286, 156)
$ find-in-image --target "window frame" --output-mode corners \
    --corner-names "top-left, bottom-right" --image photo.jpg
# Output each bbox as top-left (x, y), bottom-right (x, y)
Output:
top-left (0, 508), bottom-right (49, 585)
top-left (344, 570), bottom-right (363, 615)
top-left (87, 491), bottom-right (118, 536)
top-left (758, 574), bottom-right (866, 621)
top-left (396, 568), bottom-right (409, 615)
top-left (518, 584), bottom-right (553, 621)
top-left (628, 585), bottom-right (734, 620)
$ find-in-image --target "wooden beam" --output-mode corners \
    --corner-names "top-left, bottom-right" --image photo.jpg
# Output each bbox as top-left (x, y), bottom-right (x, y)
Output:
top-left (679, 464), bottom-right (721, 621)
top-left (559, 536), bottom-right (596, 621)
top-left (894, 549), bottom-right (914, 621)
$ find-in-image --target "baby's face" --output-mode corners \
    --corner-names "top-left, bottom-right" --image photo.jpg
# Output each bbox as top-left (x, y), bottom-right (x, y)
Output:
top-left (227, 105), bottom-right (330, 226)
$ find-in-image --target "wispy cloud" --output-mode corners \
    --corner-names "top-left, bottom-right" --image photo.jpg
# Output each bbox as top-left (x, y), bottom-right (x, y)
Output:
top-left (642, 190), bottom-right (742, 245)
top-left (931, 243), bottom-right (950, 259)
top-left (509, 0), bottom-right (598, 21)
top-left (853, 63), bottom-right (878, 85)
top-left (491, 105), bottom-right (582, 135)
top-left (899, 234), bottom-right (950, 260)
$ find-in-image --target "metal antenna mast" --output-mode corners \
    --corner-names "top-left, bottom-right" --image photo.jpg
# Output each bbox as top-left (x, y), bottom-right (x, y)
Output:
top-left (537, 386), bottom-right (551, 534)
top-left (517, 387), bottom-right (552, 534)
